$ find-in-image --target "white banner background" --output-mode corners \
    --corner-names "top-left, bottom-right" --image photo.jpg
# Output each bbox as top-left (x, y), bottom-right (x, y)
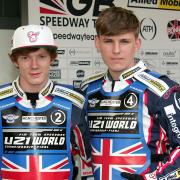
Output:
top-left (27, 0), bottom-right (180, 86)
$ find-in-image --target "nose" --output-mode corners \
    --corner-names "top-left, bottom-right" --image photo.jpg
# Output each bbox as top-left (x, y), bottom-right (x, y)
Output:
top-left (112, 42), bottom-right (120, 54)
top-left (30, 58), bottom-right (38, 69)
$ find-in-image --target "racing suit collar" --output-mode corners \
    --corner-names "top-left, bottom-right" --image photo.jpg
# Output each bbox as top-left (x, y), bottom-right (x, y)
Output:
top-left (119, 60), bottom-right (147, 81)
top-left (12, 77), bottom-right (54, 99)
top-left (103, 61), bottom-right (147, 92)
top-left (105, 61), bottom-right (147, 81)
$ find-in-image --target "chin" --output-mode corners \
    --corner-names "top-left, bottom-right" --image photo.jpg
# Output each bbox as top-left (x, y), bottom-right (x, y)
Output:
top-left (111, 67), bottom-right (125, 72)
top-left (29, 80), bottom-right (43, 85)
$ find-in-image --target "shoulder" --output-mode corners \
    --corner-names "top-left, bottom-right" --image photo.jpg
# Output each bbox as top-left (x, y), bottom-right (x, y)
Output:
top-left (0, 83), bottom-right (15, 100)
top-left (134, 70), bottom-right (171, 97)
top-left (80, 72), bottom-right (105, 90)
top-left (52, 83), bottom-right (85, 109)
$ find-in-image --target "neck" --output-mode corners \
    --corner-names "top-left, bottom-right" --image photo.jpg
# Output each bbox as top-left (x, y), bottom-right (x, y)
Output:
top-left (108, 71), bottom-right (121, 81)
top-left (19, 78), bottom-right (48, 93)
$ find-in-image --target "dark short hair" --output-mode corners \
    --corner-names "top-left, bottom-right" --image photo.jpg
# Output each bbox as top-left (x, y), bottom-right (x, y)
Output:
top-left (96, 6), bottom-right (140, 38)
top-left (9, 47), bottom-right (57, 63)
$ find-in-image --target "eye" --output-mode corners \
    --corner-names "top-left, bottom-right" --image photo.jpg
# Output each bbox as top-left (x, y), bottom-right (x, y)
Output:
top-left (103, 39), bottom-right (112, 43)
top-left (19, 56), bottom-right (29, 61)
top-left (120, 39), bottom-right (130, 44)
top-left (40, 55), bottom-right (46, 58)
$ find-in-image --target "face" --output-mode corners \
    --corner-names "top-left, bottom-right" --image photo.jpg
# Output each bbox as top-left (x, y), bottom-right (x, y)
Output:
top-left (14, 48), bottom-right (53, 92)
top-left (95, 32), bottom-right (141, 80)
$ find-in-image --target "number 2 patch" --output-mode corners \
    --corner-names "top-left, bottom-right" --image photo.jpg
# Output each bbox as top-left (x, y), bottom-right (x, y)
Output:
top-left (50, 109), bottom-right (66, 125)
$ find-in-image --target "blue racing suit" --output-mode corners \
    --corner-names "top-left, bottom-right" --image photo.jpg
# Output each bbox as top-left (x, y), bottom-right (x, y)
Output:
top-left (80, 61), bottom-right (180, 180)
top-left (0, 78), bottom-right (91, 180)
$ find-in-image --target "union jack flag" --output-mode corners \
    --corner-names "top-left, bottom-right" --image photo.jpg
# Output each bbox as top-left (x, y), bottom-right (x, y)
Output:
top-left (92, 139), bottom-right (148, 180)
top-left (1, 155), bottom-right (70, 180)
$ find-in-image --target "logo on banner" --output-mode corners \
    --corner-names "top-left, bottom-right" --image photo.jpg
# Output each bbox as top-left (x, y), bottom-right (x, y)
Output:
top-left (50, 59), bottom-right (59, 67)
top-left (140, 18), bottom-right (157, 40)
top-left (76, 70), bottom-right (85, 78)
top-left (39, 0), bottom-right (115, 16)
top-left (167, 19), bottom-right (180, 41)
top-left (128, 0), bottom-right (180, 11)
top-left (49, 70), bottom-right (61, 79)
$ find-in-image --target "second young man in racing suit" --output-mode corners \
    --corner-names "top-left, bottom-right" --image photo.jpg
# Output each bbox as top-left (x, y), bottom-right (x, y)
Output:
top-left (80, 6), bottom-right (180, 180)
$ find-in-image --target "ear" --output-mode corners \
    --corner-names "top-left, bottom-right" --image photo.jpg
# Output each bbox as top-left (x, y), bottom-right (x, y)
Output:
top-left (95, 36), bottom-right (100, 52)
top-left (50, 58), bottom-right (55, 64)
top-left (135, 38), bottom-right (141, 52)
top-left (12, 60), bottom-right (19, 68)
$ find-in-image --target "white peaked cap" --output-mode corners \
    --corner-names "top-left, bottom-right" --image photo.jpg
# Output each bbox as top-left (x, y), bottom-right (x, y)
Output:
top-left (11, 24), bottom-right (57, 52)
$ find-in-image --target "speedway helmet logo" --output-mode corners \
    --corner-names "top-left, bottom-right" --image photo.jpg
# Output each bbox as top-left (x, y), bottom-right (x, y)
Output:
top-left (3, 114), bottom-right (19, 123)
top-left (88, 98), bottom-right (100, 107)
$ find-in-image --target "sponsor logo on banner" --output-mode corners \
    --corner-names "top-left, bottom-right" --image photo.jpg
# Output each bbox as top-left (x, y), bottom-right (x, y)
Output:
top-left (76, 70), bottom-right (85, 78)
top-left (73, 80), bottom-right (82, 88)
top-left (167, 19), bottom-right (180, 41)
top-left (50, 59), bottom-right (59, 67)
top-left (162, 60), bottom-right (179, 67)
top-left (49, 70), bottom-right (61, 79)
top-left (57, 49), bottom-right (65, 55)
top-left (160, 50), bottom-right (178, 58)
top-left (39, 0), bottom-right (115, 16)
top-left (70, 61), bottom-right (91, 66)
top-left (128, 0), bottom-right (180, 11)
top-left (139, 50), bottom-right (159, 58)
top-left (68, 48), bottom-right (92, 57)
top-left (140, 18), bottom-right (157, 40)
top-left (166, 70), bottom-right (176, 76)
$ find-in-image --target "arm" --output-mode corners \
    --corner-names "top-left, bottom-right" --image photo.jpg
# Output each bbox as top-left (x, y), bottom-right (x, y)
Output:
top-left (71, 103), bottom-right (92, 165)
top-left (122, 85), bottom-right (180, 180)
top-left (154, 88), bottom-right (180, 180)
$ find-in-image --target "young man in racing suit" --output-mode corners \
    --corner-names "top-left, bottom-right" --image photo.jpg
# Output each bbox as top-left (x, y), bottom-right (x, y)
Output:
top-left (0, 24), bottom-right (91, 180)
top-left (80, 7), bottom-right (180, 180)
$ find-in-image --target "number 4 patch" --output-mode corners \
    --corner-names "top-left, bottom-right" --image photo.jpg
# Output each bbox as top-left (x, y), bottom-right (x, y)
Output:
top-left (124, 93), bottom-right (138, 108)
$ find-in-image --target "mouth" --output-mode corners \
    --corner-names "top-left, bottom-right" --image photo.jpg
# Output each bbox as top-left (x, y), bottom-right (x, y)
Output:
top-left (111, 57), bottom-right (123, 61)
top-left (30, 73), bottom-right (41, 78)
top-left (111, 57), bottom-right (124, 62)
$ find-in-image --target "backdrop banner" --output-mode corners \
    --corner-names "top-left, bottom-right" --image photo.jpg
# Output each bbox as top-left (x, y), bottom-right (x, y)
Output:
top-left (28, 0), bottom-right (180, 87)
